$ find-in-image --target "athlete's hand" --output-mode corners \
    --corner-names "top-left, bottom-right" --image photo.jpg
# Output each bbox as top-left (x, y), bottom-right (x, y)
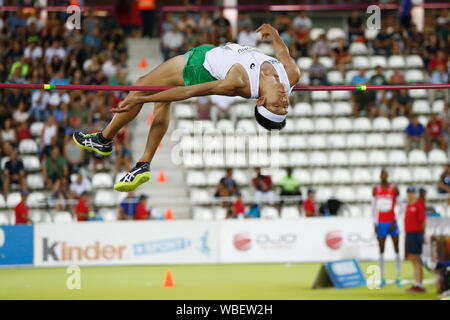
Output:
top-left (256, 24), bottom-right (279, 40)
top-left (111, 94), bottom-right (140, 113)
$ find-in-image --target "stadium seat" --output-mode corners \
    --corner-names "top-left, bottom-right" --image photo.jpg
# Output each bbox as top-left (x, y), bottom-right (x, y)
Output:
top-left (314, 118), bottom-right (333, 132)
top-left (213, 207), bottom-right (227, 220)
top-left (226, 152), bottom-right (247, 168)
top-left (408, 149), bottom-right (427, 165)
top-left (353, 56), bottom-right (370, 69)
top-left (26, 192), bottom-right (46, 208)
top-left (331, 91), bottom-right (352, 102)
top-left (428, 149), bottom-right (448, 165)
top-left (311, 169), bottom-right (331, 184)
top-left (30, 122), bottom-right (44, 137)
top-left (412, 100), bottom-right (430, 114)
top-left (349, 42), bottom-right (368, 55)
top-left (353, 118), bottom-right (372, 132)
top-left (29, 210), bottom-right (52, 223)
top-left (287, 135), bottom-right (307, 150)
top-left (311, 90), bottom-right (330, 101)
top-left (99, 209), bottom-right (118, 222)
top-left (332, 169), bottom-right (352, 184)
top-left (385, 133), bottom-right (405, 148)
top-left (92, 173), bottom-right (113, 189)
top-left (309, 151), bottom-right (328, 167)
top-left (312, 102), bottom-right (332, 116)
top-left (327, 135), bottom-right (346, 149)
top-left (347, 205), bottom-right (362, 218)
top-left (23, 156), bottom-right (41, 171)
top-left (366, 133), bottom-right (385, 148)
top-left (26, 174), bottom-right (44, 190)
top-left (53, 211), bottom-right (74, 224)
top-left (232, 103), bottom-right (253, 118)
top-left (364, 28), bottom-right (379, 40)
top-left (392, 167), bottom-right (412, 184)
top-left (0, 213), bottom-right (9, 225)
top-left (307, 135), bottom-right (327, 149)
top-left (370, 56), bottom-right (387, 68)
top-left (233, 170), bottom-right (248, 186)
top-left (94, 190), bottom-right (116, 207)
top-left (368, 150), bottom-right (388, 165)
top-left (352, 168), bottom-right (372, 184)
top-left (315, 187), bottom-right (333, 202)
top-left (204, 152), bottom-right (226, 168)
top-left (186, 170), bottom-right (207, 187)
top-left (190, 189), bottom-right (211, 204)
top-left (327, 71), bottom-right (344, 84)
top-left (391, 116), bottom-right (409, 131)
top-left (280, 206), bottom-right (299, 219)
top-left (18, 139), bottom-right (38, 154)
top-left (354, 186), bottom-right (372, 202)
top-left (216, 119), bottom-right (235, 132)
top-left (289, 152), bottom-right (309, 167)
top-left (310, 28), bottom-right (325, 41)
top-left (336, 187), bottom-right (355, 202)
top-left (412, 167), bottom-right (432, 183)
top-left (328, 151), bottom-right (348, 166)
top-left (345, 70), bottom-right (358, 83)
top-left (388, 55), bottom-right (405, 68)
top-left (272, 169), bottom-right (287, 185)
top-left (334, 117), bottom-right (353, 132)
top-left (236, 119), bottom-right (256, 133)
top-left (297, 57), bottom-right (312, 70)
top-left (293, 169), bottom-right (311, 184)
top-left (0, 194), bottom-right (5, 208)
top-left (405, 55), bottom-right (424, 68)
top-left (6, 192), bottom-right (21, 208)
top-left (348, 150), bottom-right (368, 166)
top-left (261, 206), bottom-right (279, 219)
top-left (432, 100), bottom-right (445, 114)
top-left (258, 42), bottom-right (274, 56)
top-left (193, 207), bottom-right (214, 220)
top-left (293, 102), bottom-right (313, 117)
top-left (372, 117), bottom-right (391, 131)
top-left (176, 120), bottom-right (194, 133)
top-left (409, 89), bottom-right (428, 99)
top-left (276, 153), bottom-right (289, 167)
top-left (388, 150), bottom-right (408, 165)
top-left (173, 103), bottom-right (195, 118)
top-left (346, 134), bottom-right (365, 149)
top-left (326, 27), bottom-right (346, 41)
top-left (405, 70), bottom-right (425, 83)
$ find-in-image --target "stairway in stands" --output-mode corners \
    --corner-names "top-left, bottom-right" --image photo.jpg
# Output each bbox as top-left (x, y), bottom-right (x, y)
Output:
top-left (126, 38), bottom-right (189, 219)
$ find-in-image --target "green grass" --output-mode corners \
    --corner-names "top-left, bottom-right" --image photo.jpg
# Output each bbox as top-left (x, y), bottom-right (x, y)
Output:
top-left (0, 262), bottom-right (438, 300)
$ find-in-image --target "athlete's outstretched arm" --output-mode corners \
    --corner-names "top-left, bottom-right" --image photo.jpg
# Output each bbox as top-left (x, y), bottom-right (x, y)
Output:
top-left (112, 79), bottom-right (241, 113)
top-left (256, 24), bottom-right (301, 86)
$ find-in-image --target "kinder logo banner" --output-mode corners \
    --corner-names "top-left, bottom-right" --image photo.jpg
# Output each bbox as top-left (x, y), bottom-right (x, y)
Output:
top-left (34, 221), bottom-right (219, 266)
top-left (220, 218), bottom-right (399, 263)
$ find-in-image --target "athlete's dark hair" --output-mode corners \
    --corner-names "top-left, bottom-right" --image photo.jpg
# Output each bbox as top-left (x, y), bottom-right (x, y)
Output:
top-left (254, 106), bottom-right (286, 131)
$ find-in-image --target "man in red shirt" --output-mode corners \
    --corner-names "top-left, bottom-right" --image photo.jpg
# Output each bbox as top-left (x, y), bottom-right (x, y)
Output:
top-left (252, 167), bottom-right (275, 205)
top-left (404, 186), bottom-right (426, 293)
top-left (15, 192), bottom-right (32, 224)
top-left (425, 113), bottom-right (446, 152)
top-left (135, 194), bottom-right (151, 220)
top-left (303, 188), bottom-right (316, 217)
top-left (75, 191), bottom-right (91, 222)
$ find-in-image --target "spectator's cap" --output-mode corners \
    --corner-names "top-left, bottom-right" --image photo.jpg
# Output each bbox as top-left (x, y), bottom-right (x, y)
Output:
top-left (21, 191), bottom-right (29, 197)
top-left (139, 194), bottom-right (149, 201)
top-left (307, 188), bottom-right (316, 194)
top-left (81, 191), bottom-right (91, 196)
top-left (407, 186), bottom-right (416, 193)
top-left (254, 105), bottom-right (286, 131)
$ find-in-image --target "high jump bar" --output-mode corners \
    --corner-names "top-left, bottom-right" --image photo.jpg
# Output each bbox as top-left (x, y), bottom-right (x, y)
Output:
top-left (0, 83), bottom-right (449, 92)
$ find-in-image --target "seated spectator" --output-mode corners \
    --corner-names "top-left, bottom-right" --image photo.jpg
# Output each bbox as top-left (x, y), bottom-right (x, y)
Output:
top-left (233, 195), bottom-right (245, 218)
top-left (213, 9), bottom-right (232, 45)
top-left (293, 11), bottom-right (312, 31)
top-left (389, 69), bottom-right (406, 85)
top-left (294, 25), bottom-right (310, 58)
top-left (237, 23), bottom-right (258, 48)
top-left (405, 115), bottom-right (425, 151)
top-left (70, 173), bottom-right (92, 199)
top-left (370, 65), bottom-right (390, 117)
top-left (428, 50), bottom-right (447, 73)
top-left (438, 164), bottom-right (450, 204)
top-left (184, 25), bottom-right (198, 51)
top-left (252, 167), bottom-right (275, 205)
top-left (30, 90), bottom-right (50, 121)
top-left (303, 188), bottom-right (317, 217)
top-left (161, 24), bottom-right (184, 61)
top-left (332, 38), bottom-right (352, 76)
top-left (196, 97), bottom-right (211, 120)
top-left (135, 194), bottom-right (151, 220)
top-left (373, 29), bottom-right (392, 56)
top-left (429, 65), bottom-right (450, 104)
top-left (311, 34), bottom-right (330, 56)
top-left (209, 95), bottom-right (235, 122)
top-left (118, 192), bottom-right (138, 220)
top-left (309, 55), bottom-right (329, 86)
top-left (347, 11), bottom-right (363, 42)
top-left (1, 118), bottom-right (17, 147)
top-left (40, 114), bottom-right (58, 157)
top-left (426, 113), bottom-right (446, 152)
top-left (64, 135), bottom-right (85, 174)
top-left (3, 150), bottom-right (27, 197)
top-left (42, 146), bottom-right (69, 193)
top-left (391, 89), bottom-right (413, 118)
top-left (351, 68), bottom-right (376, 117)
top-left (113, 142), bottom-right (131, 177)
top-left (278, 167), bottom-right (302, 210)
top-left (75, 191), bottom-right (92, 222)
top-left (12, 101), bottom-right (29, 124)
top-left (215, 168), bottom-right (240, 208)
top-left (17, 121), bottom-right (31, 141)
top-left (15, 191), bottom-right (31, 224)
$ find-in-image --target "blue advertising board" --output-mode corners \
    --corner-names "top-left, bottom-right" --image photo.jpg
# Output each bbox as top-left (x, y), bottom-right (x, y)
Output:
top-left (324, 259), bottom-right (366, 289)
top-left (0, 225), bottom-right (33, 266)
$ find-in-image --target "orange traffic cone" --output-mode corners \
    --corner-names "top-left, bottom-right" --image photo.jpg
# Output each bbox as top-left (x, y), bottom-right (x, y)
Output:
top-left (165, 208), bottom-right (174, 220)
top-left (139, 57), bottom-right (148, 70)
top-left (157, 171), bottom-right (167, 183)
top-left (163, 270), bottom-right (175, 288)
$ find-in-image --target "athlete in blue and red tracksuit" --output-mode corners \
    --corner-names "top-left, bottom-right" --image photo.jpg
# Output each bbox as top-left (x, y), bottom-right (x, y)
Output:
top-left (372, 169), bottom-right (403, 288)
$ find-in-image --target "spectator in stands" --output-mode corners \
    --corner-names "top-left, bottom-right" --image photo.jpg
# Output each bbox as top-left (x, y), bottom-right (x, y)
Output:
top-left (278, 167), bottom-right (302, 212)
top-left (391, 89), bottom-right (413, 118)
top-left (405, 115), bottom-right (425, 151)
top-left (303, 188), bottom-right (316, 217)
top-left (196, 97), bottom-right (211, 120)
top-left (12, 101), bottom-right (29, 124)
top-left (389, 68), bottom-right (406, 85)
top-left (351, 68), bottom-right (376, 117)
top-left (233, 195), bottom-right (245, 219)
top-left (161, 24), bottom-right (184, 61)
top-left (75, 191), bottom-right (92, 222)
top-left (428, 50), bottom-right (447, 73)
top-left (311, 33), bottom-right (330, 57)
top-left (198, 11), bottom-right (214, 44)
top-left (43, 146), bottom-right (69, 193)
top-left (215, 168), bottom-right (240, 208)
top-left (17, 121), bottom-right (31, 141)
top-left (373, 29), bottom-right (392, 56)
top-left (213, 9), bottom-right (232, 45)
top-left (14, 191), bottom-right (31, 225)
top-left (30, 90), bottom-right (49, 122)
top-left (40, 114), bottom-right (58, 157)
top-left (332, 38), bottom-right (352, 77)
top-left (184, 25), bottom-right (199, 52)
top-left (309, 55), bottom-right (329, 86)
top-left (113, 142), bottom-right (131, 177)
top-left (70, 173), bottom-right (92, 199)
top-left (425, 113), bottom-right (446, 152)
top-left (347, 10), bottom-right (363, 42)
top-left (252, 167), bottom-right (275, 205)
top-left (1, 118), bottom-right (17, 148)
top-left (429, 65), bottom-right (450, 104)
top-left (237, 22), bottom-right (258, 48)
top-left (370, 65), bottom-right (390, 117)
top-left (209, 95), bottom-right (235, 123)
top-left (293, 11), bottom-right (312, 31)
top-left (2, 150), bottom-right (27, 197)
top-left (135, 194), bottom-right (151, 220)
top-left (118, 192), bottom-right (138, 220)
top-left (64, 135), bottom-right (85, 174)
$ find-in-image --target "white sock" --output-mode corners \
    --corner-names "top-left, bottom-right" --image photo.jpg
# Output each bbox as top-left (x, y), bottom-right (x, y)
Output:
top-left (379, 254), bottom-right (385, 280)
top-left (395, 253), bottom-right (402, 280)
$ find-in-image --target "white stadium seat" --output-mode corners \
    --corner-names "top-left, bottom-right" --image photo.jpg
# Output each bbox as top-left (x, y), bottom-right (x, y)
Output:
top-left (353, 118), bottom-right (372, 132)
top-left (309, 151), bottom-right (328, 167)
top-left (176, 120), bottom-right (194, 133)
top-left (310, 28), bottom-right (325, 41)
top-left (366, 133), bottom-right (385, 148)
top-left (328, 151), bottom-right (348, 166)
top-left (297, 57), bottom-right (312, 70)
top-left (6, 192), bottom-right (21, 208)
top-left (365, 28), bottom-right (378, 40)
top-left (392, 167), bottom-right (412, 184)
top-left (190, 189), bottom-right (211, 204)
top-left (289, 152), bottom-right (309, 167)
top-left (405, 70), bottom-right (425, 83)
top-left (334, 117), bottom-right (353, 132)
top-left (331, 91), bottom-right (352, 102)
top-left (327, 27), bottom-right (346, 41)
top-left (370, 56), bottom-right (387, 68)
top-left (19, 139), bottom-right (38, 154)
top-left (293, 102), bottom-right (313, 117)
top-left (261, 206), bottom-right (279, 219)
top-left (409, 89), bottom-right (428, 99)
top-left (216, 119), bottom-right (234, 132)
top-left (307, 135), bottom-right (327, 149)
top-left (173, 103), bottom-right (195, 118)
top-left (314, 118), bottom-right (334, 132)
top-left (327, 135), bottom-right (346, 149)
top-left (412, 167), bottom-right (433, 183)
top-left (412, 100), bottom-right (430, 114)
top-left (94, 190), bottom-right (115, 207)
top-left (23, 156), bottom-right (41, 171)
top-left (405, 55), bottom-right (424, 68)
top-left (349, 42), bottom-right (368, 55)
top-left (372, 117), bottom-right (391, 131)
top-left (385, 133), bottom-right (405, 148)
top-left (388, 150), bottom-right (408, 165)
top-left (388, 56), bottom-right (405, 68)
top-left (232, 103), bottom-right (253, 118)
top-left (26, 174), bottom-right (44, 190)
top-left (312, 169), bottom-right (331, 184)
top-left (347, 205), bottom-right (362, 218)
top-left (92, 173), bottom-right (113, 189)
top-left (0, 213), bottom-right (9, 225)
top-left (348, 150), bottom-right (368, 166)
top-left (313, 102), bottom-right (332, 116)
top-left (186, 170), bottom-right (207, 187)
top-left (293, 169), bottom-right (311, 184)
top-left (30, 122), bottom-right (44, 137)
top-left (352, 168), bottom-right (372, 184)
top-left (54, 211), bottom-right (74, 224)
top-left (332, 169), bottom-right (352, 184)
top-left (346, 134), bottom-right (365, 149)
top-left (193, 207), bottom-right (214, 220)
top-left (336, 187), bottom-right (355, 202)
top-left (353, 56), bottom-right (370, 69)
top-left (280, 206), bottom-right (299, 219)
top-left (368, 150), bottom-right (388, 165)
top-left (327, 71), bottom-right (344, 84)
top-left (213, 207), bottom-right (227, 220)
top-left (432, 100), bottom-right (445, 114)
top-left (408, 149), bottom-right (427, 165)
top-left (355, 186), bottom-right (373, 202)
top-left (26, 192), bottom-right (46, 208)
top-left (428, 149), bottom-right (448, 165)
top-left (0, 194), bottom-right (6, 208)
top-left (311, 90), bottom-right (330, 101)
top-left (315, 187), bottom-right (333, 202)
top-left (288, 135), bottom-right (307, 150)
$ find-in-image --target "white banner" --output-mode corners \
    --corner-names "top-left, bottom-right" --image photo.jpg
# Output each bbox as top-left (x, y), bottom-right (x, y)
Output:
top-left (219, 218), bottom-right (401, 263)
top-left (34, 221), bottom-right (219, 266)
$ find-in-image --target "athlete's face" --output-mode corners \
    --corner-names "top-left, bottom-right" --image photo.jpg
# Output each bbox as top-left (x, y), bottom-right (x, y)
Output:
top-left (264, 86), bottom-right (289, 115)
top-left (380, 170), bottom-right (388, 183)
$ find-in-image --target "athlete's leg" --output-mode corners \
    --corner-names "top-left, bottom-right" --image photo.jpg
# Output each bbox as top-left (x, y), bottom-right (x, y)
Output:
top-left (102, 55), bottom-right (185, 139)
top-left (392, 233), bottom-right (402, 284)
top-left (377, 236), bottom-right (386, 285)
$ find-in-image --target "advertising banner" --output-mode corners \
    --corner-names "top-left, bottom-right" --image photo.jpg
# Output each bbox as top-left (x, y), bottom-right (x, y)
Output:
top-left (34, 221), bottom-right (219, 266)
top-left (0, 225), bottom-right (33, 266)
